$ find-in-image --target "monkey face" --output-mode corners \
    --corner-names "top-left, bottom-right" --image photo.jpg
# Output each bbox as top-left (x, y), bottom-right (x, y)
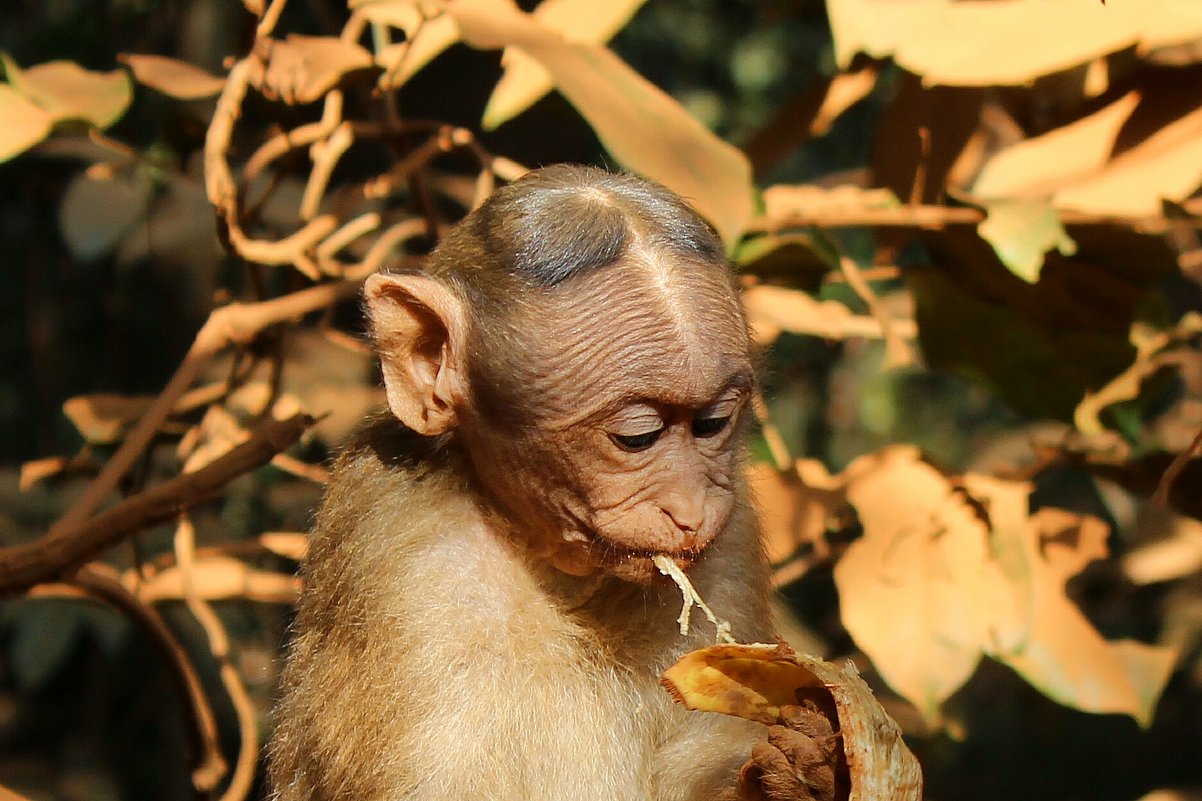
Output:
top-left (461, 262), bottom-right (756, 585)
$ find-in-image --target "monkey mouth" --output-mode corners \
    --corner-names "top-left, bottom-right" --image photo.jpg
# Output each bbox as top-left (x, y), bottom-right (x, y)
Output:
top-left (595, 542), bottom-right (705, 583)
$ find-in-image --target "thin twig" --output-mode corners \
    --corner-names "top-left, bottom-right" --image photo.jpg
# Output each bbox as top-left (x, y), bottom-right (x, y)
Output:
top-left (747, 204), bottom-right (1200, 234)
top-left (54, 282), bottom-right (359, 532)
top-left (31, 565), bottom-right (228, 795)
top-left (1154, 425), bottom-right (1202, 506)
top-left (174, 517), bottom-right (259, 801)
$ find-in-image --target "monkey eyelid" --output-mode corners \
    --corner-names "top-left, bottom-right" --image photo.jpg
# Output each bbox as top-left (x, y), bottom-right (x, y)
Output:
top-left (610, 429), bottom-right (664, 451)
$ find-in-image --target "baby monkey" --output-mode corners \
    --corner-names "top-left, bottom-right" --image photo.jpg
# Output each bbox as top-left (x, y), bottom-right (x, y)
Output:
top-left (269, 165), bottom-right (819, 801)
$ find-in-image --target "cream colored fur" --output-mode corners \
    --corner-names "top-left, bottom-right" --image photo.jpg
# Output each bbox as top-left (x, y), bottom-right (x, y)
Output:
top-left (269, 424), bottom-right (773, 801)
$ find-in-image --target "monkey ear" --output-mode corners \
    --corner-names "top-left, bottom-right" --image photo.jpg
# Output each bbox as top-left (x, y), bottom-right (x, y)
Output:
top-left (365, 273), bottom-right (468, 436)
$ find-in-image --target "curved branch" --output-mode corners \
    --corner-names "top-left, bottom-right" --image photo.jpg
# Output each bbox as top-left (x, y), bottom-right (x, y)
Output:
top-left (31, 565), bottom-right (227, 795)
top-left (54, 281), bottom-right (359, 533)
top-left (0, 412), bottom-right (315, 596)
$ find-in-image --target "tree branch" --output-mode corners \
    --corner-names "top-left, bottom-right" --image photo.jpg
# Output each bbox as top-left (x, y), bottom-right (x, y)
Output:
top-left (0, 412), bottom-right (315, 597)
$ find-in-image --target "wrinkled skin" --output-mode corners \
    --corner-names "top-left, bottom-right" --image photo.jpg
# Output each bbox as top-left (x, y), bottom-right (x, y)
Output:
top-left (370, 249), bottom-right (756, 584)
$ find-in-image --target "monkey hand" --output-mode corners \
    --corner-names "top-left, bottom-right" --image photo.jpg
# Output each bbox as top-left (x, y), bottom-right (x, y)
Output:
top-left (734, 703), bottom-right (848, 801)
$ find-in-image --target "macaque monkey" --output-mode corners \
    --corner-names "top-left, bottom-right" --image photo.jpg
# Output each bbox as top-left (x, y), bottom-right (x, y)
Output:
top-left (269, 166), bottom-right (831, 801)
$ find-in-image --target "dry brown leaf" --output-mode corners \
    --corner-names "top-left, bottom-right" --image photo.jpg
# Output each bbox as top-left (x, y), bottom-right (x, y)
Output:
top-left (119, 54), bottom-right (226, 100)
top-left (482, 0), bottom-right (648, 129)
top-left (661, 641), bottom-right (922, 801)
top-left (810, 66), bottom-right (879, 137)
top-left (762, 183), bottom-right (899, 219)
top-left (742, 285), bottom-right (917, 346)
top-left (62, 394), bottom-right (155, 445)
top-left (973, 92), bottom-right (1140, 199)
top-left (179, 406), bottom-right (251, 473)
top-left (833, 446), bottom-right (1001, 724)
top-left (1123, 514), bottom-right (1202, 584)
top-left (0, 85), bottom-right (54, 162)
top-left (828, 0), bottom-right (1202, 86)
top-left (250, 35), bottom-right (375, 104)
top-left (18, 457), bottom-right (70, 491)
top-left (448, 0), bottom-right (754, 247)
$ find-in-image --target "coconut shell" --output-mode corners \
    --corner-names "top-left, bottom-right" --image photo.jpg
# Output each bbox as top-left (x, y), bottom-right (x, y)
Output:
top-left (661, 641), bottom-right (921, 801)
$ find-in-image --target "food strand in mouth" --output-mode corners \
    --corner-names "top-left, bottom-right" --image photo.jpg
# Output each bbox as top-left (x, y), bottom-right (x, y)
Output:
top-left (652, 554), bottom-right (737, 643)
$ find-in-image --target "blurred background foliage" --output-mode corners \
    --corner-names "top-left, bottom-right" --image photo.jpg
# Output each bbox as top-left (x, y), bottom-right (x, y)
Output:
top-left (2, 1), bottom-right (1202, 800)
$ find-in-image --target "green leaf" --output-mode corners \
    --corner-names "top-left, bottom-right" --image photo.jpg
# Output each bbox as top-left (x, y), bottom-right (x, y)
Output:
top-left (0, 84), bottom-right (53, 162)
top-left (978, 199), bottom-right (1077, 284)
top-left (449, 0), bottom-right (754, 248)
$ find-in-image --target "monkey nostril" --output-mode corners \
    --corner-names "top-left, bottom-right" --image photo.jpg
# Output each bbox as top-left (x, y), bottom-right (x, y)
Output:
top-left (660, 504), bottom-right (702, 534)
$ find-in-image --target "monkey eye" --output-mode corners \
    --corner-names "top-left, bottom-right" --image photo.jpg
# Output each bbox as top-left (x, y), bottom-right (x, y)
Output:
top-left (611, 429), bottom-right (663, 451)
top-left (691, 415), bottom-right (731, 438)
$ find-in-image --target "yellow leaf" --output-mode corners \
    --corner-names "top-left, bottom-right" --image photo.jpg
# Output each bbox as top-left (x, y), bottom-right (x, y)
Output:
top-left (448, 0), bottom-right (754, 247)
top-left (0, 84), bottom-right (53, 162)
top-left (833, 447), bottom-right (998, 724)
top-left (372, 11), bottom-right (462, 89)
top-left (1053, 102), bottom-right (1202, 215)
top-left (119, 54), bottom-right (226, 100)
top-left (482, 0), bottom-right (649, 129)
top-left (973, 91), bottom-right (1140, 200)
top-left (6, 58), bottom-right (130, 127)
top-left (828, 0), bottom-right (1202, 86)
top-left (810, 65), bottom-right (879, 137)
top-left (742, 284), bottom-right (916, 346)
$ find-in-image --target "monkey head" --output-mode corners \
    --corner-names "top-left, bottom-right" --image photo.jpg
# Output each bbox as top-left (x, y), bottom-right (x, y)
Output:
top-left (365, 166), bottom-right (755, 584)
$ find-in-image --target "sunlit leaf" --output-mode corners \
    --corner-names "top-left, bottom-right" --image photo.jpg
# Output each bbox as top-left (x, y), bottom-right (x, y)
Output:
top-left (832, 447), bottom-right (999, 724)
top-left (742, 284), bottom-right (916, 345)
top-left (810, 65), bottom-right (878, 136)
top-left (1001, 584), bottom-right (1175, 726)
top-left (119, 53), bottom-right (226, 99)
top-left (62, 393), bottom-right (154, 445)
top-left (59, 170), bottom-right (152, 260)
top-left (973, 92), bottom-right (1140, 200)
top-left (482, 0), bottom-right (649, 130)
top-left (827, 0), bottom-right (1202, 86)
top-left (1054, 103), bottom-right (1202, 215)
top-left (978, 199), bottom-right (1077, 283)
top-left (5, 57), bottom-right (131, 127)
top-left (0, 84), bottom-right (53, 162)
top-left (18, 456), bottom-right (70, 491)
top-left (450, 0), bottom-right (754, 246)
top-left (358, 1), bottom-right (462, 90)
top-left (1123, 513), bottom-right (1202, 585)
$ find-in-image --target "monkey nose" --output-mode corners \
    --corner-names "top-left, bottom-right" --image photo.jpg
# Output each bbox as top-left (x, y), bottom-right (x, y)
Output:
top-left (659, 494), bottom-right (705, 534)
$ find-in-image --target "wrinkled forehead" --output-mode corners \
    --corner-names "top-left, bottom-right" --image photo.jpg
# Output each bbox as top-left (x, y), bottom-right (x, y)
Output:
top-left (517, 257), bottom-right (754, 417)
